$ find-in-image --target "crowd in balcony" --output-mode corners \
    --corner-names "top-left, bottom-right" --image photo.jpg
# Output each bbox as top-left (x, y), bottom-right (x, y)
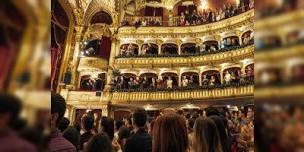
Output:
top-left (178, 1), bottom-right (253, 26)
top-left (110, 66), bottom-right (254, 92)
top-left (79, 74), bottom-right (106, 91)
top-left (117, 33), bottom-right (253, 58)
top-left (121, 0), bottom-right (253, 27)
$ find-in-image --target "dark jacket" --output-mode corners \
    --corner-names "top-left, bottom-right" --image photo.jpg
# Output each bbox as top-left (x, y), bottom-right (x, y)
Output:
top-left (124, 128), bottom-right (152, 152)
top-left (80, 131), bottom-right (93, 150)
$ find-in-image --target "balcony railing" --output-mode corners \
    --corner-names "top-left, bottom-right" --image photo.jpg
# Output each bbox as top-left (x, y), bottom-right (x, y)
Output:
top-left (78, 57), bottom-right (108, 71)
top-left (114, 45), bottom-right (254, 68)
top-left (111, 84), bottom-right (254, 103)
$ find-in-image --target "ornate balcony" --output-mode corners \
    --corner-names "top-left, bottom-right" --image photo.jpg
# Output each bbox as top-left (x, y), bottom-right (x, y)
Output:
top-left (114, 45), bottom-right (254, 68)
top-left (117, 10), bottom-right (254, 38)
top-left (111, 85), bottom-right (253, 103)
top-left (77, 57), bottom-right (108, 71)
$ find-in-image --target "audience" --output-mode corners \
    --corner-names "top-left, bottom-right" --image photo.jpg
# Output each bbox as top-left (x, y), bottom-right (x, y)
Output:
top-left (58, 117), bottom-right (70, 132)
top-left (85, 133), bottom-right (113, 152)
top-left (0, 93), bottom-right (37, 152)
top-left (122, 2), bottom-right (252, 27)
top-left (193, 117), bottom-right (223, 152)
top-left (46, 94), bottom-right (253, 152)
top-left (124, 108), bottom-right (152, 152)
top-left (50, 92), bottom-right (76, 152)
top-left (152, 113), bottom-right (188, 152)
top-left (80, 114), bottom-right (95, 150)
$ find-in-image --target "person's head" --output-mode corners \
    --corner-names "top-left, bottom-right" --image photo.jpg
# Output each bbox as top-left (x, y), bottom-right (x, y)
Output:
top-left (152, 114), bottom-right (188, 152)
top-left (0, 93), bottom-right (22, 131)
top-left (132, 108), bottom-right (147, 128)
top-left (205, 107), bottom-right (220, 117)
top-left (193, 117), bottom-right (222, 152)
top-left (51, 92), bottom-right (66, 130)
top-left (118, 126), bottom-right (131, 149)
top-left (63, 127), bottom-right (80, 150)
top-left (100, 117), bottom-right (114, 141)
top-left (115, 119), bottom-right (124, 132)
top-left (209, 115), bottom-right (229, 152)
top-left (81, 114), bottom-right (94, 132)
top-left (58, 117), bottom-right (70, 132)
top-left (85, 133), bottom-right (113, 152)
top-left (188, 118), bottom-right (195, 133)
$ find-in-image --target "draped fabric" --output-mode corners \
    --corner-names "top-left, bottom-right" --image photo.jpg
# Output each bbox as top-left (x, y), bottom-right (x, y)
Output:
top-left (99, 36), bottom-right (112, 60)
top-left (144, 6), bottom-right (163, 17)
top-left (0, 46), bottom-right (15, 90)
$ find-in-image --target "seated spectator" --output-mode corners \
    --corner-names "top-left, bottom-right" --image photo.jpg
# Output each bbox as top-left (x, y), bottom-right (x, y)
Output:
top-left (124, 108), bottom-right (152, 152)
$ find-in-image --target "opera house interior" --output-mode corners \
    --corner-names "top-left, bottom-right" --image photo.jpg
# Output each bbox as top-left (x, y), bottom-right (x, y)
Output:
top-left (50, 0), bottom-right (255, 151)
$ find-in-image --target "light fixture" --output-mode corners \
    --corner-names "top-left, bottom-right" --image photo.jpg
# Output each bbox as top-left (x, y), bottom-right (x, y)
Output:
top-left (201, 0), bottom-right (208, 10)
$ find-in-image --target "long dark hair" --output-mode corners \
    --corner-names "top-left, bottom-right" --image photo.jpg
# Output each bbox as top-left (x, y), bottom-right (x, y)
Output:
top-left (85, 133), bottom-right (112, 152)
top-left (193, 117), bottom-right (222, 152)
top-left (100, 117), bottom-right (114, 141)
top-left (152, 113), bottom-right (188, 152)
top-left (209, 115), bottom-right (231, 152)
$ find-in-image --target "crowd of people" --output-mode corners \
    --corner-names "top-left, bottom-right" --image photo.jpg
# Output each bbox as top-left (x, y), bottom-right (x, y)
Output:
top-left (121, 0), bottom-right (253, 27)
top-left (50, 93), bottom-right (254, 152)
top-left (255, 104), bottom-right (304, 151)
top-left (117, 35), bottom-right (253, 58)
top-left (80, 75), bottom-right (106, 91)
top-left (177, 1), bottom-right (253, 26)
top-left (110, 67), bottom-right (254, 91)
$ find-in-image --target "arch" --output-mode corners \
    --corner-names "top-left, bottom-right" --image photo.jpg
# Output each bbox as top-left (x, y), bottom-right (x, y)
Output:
top-left (142, 43), bottom-right (158, 55)
top-left (181, 43), bottom-right (197, 54)
top-left (202, 40), bottom-right (219, 52)
top-left (90, 11), bottom-right (113, 25)
top-left (201, 70), bottom-right (221, 86)
top-left (119, 43), bottom-right (139, 56)
top-left (241, 30), bottom-right (254, 45)
top-left (161, 43), bottom-right (178, 55)
top-left (84, 0), bottom-right (115, 26)
top-left (161, 72), bottom-right (178, 87)
top-left (181, 71), bottom-right (199, 87)
top-left (222, 35), bottom-right (240, 48)
top-left (82, 39), bottom-right (101, 57)
top-left (223, 67), bottom-right (242, 83)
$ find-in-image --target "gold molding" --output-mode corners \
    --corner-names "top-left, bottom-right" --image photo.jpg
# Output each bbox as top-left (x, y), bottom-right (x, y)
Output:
top-left (78, 57), bottom-right (109, 72)
top-left (114, 45), bottom-right (254, 69)
top-left (111, 85), bottom-right (254, 103)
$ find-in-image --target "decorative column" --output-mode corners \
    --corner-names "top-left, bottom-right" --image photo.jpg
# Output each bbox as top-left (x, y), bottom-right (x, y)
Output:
top-left (236, 30), bottom-right (242, 46)
top-left (136, 40), bottom-right (144, 55)
top-left (104, 36), bottom-right (118, 91)
top-left (70, 26), bottom-right (84, 89)
top-left (216, 35), bottom-right (222, 49)
top-left (176, 39), bottom-right (182, 55)
top-left (156, 39), bottom-right (163, 55)
top-left (178, 69), bottom-right (182, 87)
top-left (101, 104), bottom-right (109, 117)
top-left (199, 71), bottom-right (202, 86)
top-left (220, 68), bottom-right (224, 84)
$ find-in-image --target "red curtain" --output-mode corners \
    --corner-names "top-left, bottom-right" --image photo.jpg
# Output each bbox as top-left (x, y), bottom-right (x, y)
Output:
top-left (99, 36), bottom-right (112, 60)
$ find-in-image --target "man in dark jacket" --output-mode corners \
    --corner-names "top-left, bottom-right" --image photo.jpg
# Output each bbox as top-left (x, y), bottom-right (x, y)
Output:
top-left (124, 108), bottom-right (152, 152)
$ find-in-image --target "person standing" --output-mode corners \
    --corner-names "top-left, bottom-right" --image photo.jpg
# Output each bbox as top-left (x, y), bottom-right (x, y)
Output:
top-left (124, 108), bottom-right (152, 152)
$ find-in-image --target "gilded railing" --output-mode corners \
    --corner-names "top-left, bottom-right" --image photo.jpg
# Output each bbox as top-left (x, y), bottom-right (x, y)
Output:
top-left (77, 57), bottom-right (108, 71)
top-left (60, 90), bottom-right (108, 103)
top-left (111, 85), bottom-right (254, 103)
top-left (114, 45), bottom-right (254, 68)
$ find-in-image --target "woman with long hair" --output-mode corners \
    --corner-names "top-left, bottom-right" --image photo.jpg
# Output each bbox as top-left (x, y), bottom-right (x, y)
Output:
top-left (193, 117), bottom-right (223, 152)
top-left (152, 113), bottom-right (189, 152)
